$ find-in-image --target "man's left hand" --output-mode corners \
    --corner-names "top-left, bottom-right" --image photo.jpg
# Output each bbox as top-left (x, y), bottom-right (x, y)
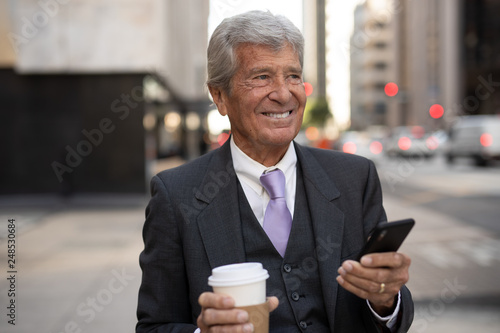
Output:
top-left (336, 252), bottom-right (411, 316)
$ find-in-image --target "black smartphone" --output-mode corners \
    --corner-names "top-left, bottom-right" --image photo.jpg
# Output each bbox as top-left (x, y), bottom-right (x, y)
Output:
top-left (356, 218), bottom-right (415, 261)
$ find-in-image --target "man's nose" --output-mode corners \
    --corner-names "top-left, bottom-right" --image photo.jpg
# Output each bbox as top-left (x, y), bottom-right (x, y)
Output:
top-left (268, 78), bottom-right (292, 104)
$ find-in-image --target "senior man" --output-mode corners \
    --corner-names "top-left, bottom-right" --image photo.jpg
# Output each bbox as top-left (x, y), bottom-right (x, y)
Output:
top-left (137, 10), bottom-right (413, 333)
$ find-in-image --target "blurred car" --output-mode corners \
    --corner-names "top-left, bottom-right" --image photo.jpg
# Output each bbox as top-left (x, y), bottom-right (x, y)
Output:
top-left (445, 115), bottom-right (500, 167)
top-left (334, 130), bottom-right (385, 161)
top-left (385, 126), bottom-right (437, 158)
top-left (428, 129), bottom-right (449, 153)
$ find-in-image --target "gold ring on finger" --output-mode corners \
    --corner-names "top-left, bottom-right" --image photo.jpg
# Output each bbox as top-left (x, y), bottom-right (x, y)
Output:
top-left (379, 283), bottom-right (385, 294)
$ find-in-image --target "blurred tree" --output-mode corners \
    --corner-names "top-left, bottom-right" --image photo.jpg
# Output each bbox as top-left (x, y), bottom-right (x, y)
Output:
top-left (302, 96), bottom-right (332, 128)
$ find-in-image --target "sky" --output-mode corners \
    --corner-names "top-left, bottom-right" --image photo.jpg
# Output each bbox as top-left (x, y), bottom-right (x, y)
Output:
top-left (208, 0), bottom-right (304, 35)
top-left (325, 0), bottom-right (365, 129)
top-left (207, 0), bottom-right (364, 133)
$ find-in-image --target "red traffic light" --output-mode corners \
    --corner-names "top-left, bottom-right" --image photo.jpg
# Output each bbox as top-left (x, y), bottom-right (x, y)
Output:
top-left (429, 104), bottom-right (444, 119)
top-left (384, 82), bottom-right (399, 97)
top-left (304, 82), bottom-right (313, 97)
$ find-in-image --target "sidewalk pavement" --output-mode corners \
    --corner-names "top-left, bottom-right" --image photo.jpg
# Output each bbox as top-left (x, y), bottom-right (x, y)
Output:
top-left (383, 193), bottom-right (500, 333)
top-left (0, 190), bottom-right (499, 332)
top-left (0, 194), bottom-right (147, 333)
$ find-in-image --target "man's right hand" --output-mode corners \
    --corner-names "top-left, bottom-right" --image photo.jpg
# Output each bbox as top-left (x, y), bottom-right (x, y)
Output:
top-left (197, 292), bottom-right (279, 333)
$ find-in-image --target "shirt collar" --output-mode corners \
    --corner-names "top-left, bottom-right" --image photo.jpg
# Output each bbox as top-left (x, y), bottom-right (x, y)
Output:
top-left (230, 136), bottom-right (297, 195)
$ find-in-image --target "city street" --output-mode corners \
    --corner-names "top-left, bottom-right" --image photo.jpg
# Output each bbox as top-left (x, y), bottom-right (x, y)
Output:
top-left (376, 154), bottom-right (500, 332)
top-left (0, 154), bottom-right (499, 332)
top-left (2, 0), bottom-right (499, 332)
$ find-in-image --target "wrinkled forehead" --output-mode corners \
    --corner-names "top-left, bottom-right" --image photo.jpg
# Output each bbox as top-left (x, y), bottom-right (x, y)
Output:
top-left (234, 42), bottom-right (302, 71)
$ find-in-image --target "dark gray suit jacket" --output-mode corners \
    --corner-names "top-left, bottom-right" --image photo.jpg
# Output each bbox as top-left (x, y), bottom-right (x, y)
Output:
top-left (136, 140), bottom-right (414, 332)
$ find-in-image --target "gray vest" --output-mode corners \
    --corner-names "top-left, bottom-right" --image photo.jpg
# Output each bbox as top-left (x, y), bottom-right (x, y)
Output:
top-left (237, 165), bottom-right (331, 332)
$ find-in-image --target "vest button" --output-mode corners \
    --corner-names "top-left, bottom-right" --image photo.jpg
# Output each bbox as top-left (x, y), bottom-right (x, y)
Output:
top-left (299, 321), bottom-right (307, 329)
top-left (291, 292), bottom-right (300, 301)
top-left (283, 264), bottom-right (292, 273)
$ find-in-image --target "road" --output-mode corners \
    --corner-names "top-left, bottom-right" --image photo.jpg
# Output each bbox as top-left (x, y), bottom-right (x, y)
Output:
top-left (377, 154), bottom-right (500, 232)
top-left (375, 154), bottom-right (500, 333)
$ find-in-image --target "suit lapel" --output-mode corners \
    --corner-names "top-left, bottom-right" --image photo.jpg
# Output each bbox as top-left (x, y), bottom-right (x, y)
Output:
top-left (196, 140), bottom-right (246, 269)
top-left (295, 143), bottom-right (345, 327)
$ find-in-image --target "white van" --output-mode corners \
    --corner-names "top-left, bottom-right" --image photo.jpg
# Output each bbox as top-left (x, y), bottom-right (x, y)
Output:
top-left (446, 115), bottom-right (500, 166)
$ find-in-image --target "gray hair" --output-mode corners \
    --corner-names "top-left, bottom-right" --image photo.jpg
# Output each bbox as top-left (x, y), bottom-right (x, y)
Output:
top-left (207, 10), bottom-right (304, 94)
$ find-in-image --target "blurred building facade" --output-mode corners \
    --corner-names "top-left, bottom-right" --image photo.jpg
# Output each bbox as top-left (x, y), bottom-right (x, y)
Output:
top-left (303, 0), bottom-right (326, 99)
top-left (350, 0), bottom-right (460, 131)
top-left (303, 0), bottom-right (340, 145)
top-left (349, 0), bottom-right (500, 131)
top-left (391, 0), bottom-right (461, 130)
top-left (462, 0), bottom-right (500, 116)
top-left (0, 0), bottom-right (210, 195)
top-left (349, 0), bottom-right (397, 130)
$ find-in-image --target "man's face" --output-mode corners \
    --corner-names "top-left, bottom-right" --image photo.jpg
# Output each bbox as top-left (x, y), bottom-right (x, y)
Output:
top-left (211, 42), bottom-right (307, 160)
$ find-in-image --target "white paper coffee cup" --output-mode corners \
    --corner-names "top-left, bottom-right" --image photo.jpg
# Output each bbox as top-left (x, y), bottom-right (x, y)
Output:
top-left (208, 262), bottom-right (269, 307)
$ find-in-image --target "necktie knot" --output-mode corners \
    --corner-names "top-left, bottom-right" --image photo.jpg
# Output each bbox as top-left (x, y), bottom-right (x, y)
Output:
top-left (260, 169), bottom-right (286, 199)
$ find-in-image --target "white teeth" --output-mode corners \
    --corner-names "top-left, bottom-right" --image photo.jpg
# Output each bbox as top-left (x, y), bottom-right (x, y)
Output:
top-left (264, 111), bottom-right (291, 119)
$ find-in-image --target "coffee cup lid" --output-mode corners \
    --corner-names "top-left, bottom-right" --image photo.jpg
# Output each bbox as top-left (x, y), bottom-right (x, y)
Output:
top-left (208, 262), bottom-right (269, 287)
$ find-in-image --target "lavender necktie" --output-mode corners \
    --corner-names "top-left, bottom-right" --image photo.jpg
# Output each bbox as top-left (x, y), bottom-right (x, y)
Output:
top-left (260, 169), bottom-right (292, 257)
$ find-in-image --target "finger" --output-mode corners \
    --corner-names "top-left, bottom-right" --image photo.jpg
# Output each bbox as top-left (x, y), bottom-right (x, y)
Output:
top-left (339, 260), bottom-right (388, 281)
top-left (198, 292), bottom-right (235, 309)
top-left (199, 308), bottom-right (250, 327)
top-left (197, 321), bottom-right (254, 333)
top-left (360, 252), bottom-right (411, 269)
top-left (267, 296), bottom-right (279, 312)
top-left (339, 260), bottom-right (410, 289)
top-left (206, 323), bottom-right (255, 333)
top-left (336, 275), bottom-right (395, 307)
top-left (338, 267), bottom-right (403, 298)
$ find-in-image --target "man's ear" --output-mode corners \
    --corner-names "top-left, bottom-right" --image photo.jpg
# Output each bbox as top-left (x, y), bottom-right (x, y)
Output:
top-left (208, 85), bottom-right (228, 116)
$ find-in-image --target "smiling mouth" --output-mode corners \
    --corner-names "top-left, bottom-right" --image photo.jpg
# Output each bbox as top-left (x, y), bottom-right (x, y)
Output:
top-left (262, 111), bottom-right (292, 119)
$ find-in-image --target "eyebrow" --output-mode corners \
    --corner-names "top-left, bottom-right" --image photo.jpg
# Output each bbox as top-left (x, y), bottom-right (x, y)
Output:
top-left (285, 65), bottom-right (303, 74)
top-left (248, 67), bottom-right (272, 76)
top-left (247, 65), bottom-right (303, 76)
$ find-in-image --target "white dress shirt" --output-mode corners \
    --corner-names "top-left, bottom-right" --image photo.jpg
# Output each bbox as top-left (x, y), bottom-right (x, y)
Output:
top-left (230, 136), bottom-right (297, 224)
